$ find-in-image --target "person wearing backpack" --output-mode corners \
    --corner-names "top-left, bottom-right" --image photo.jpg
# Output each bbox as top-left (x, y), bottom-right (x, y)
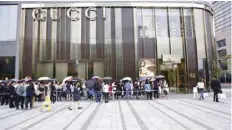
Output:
top-left (15, 80), bottom-right (25, 110)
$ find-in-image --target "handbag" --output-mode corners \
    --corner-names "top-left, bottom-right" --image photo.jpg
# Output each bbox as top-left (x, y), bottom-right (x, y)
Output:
top-left (218, 93), bottom-right (226, 99)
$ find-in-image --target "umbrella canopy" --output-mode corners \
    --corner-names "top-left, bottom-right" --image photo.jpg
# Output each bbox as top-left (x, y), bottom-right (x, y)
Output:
top-left (85, 79), bottom-right (95, 89)
top-left (139, 77), bottom-right (151, 81)
top-left (62, 76), bottom-right (73, 85)
top-left (92, 76), bottom-right (101, 79)
top-left (38, 77), bottom-right (51, 81)
top-left (103, 77), bottom-right (112, 80)
top-left (122, 77), bottom-right (132, 81)
top-left (9, 78), bottom-right (19, 82)
top-left (156, 75), bottom-right (165, 79)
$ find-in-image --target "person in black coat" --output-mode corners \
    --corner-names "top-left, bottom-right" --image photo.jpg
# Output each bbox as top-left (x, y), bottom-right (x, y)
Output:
top-left (25, 82), bottom-right (35, 109)
top-left (211, 76), bottom-right (221, 102)
top-left (1, 82), bottom-right (9, 105)
top-left (49, 82), bottom-right (56, 104)
top-left (8, 82), bottom-right (16, 108)
top-left (68, 85), bottom-right (82, 110)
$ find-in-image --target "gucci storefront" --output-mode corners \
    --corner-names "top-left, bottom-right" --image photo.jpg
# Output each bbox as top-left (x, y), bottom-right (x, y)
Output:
top-left (0, 1), bottom-right (216, 91)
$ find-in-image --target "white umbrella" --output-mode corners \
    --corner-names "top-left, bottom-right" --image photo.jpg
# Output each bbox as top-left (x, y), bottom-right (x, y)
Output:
top-left (122, 77), bottom-right (132, 81)
top-left (103, 77), bottom-right (112, 80)
top-left (92, 76), bottom-right (101, 79)
top-left (38, 77), bottom-right (51, 81)
top-left (156, 75), bottom-right (165, 79)
top-left (62, 76), bottom-right (73, 85)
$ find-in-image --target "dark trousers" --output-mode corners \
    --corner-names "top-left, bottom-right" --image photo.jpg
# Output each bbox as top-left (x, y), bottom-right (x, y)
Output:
top-left (1, 95), bottom-right (9, 105)
top-left (50, 94), bottom-right (56, 103)
top-left (213, 89), bottom-right (219, 102)
top-left (25, 96), bottom-right (33, 109)
top-left (16, 95), bottom-right (24, 109)
top-left (154, 90), bottom-right (159, 98)
top-left (95, 91), bottom-right (101, 102)
top-left (9, 95), bottom-right (16, 108)
top-left (104, 92), bottom-right (109, 102)
top-left (146, 92), bottom-right (152, 99)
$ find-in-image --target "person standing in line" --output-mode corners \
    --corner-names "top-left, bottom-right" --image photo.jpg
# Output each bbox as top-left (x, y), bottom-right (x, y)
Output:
top-left (197, 79), bottom-right (205, 101)
top-left (1, 82), bottom-right (9, 105)
top-left (134, 80), bottom-right (140, 99)
top-left (50, 82), bottom-right (56, 104)
top-left (153, 79), bottom-right (159, 99)
top-left (103, 82), bottom-right (109, 103)
top-left (94, 79), bottom-right (101, 103)
top-left (124, 81), bottom-right (131, 99)
top-left (144, 80), bottom-right (152, 100)
top-left (8, 82), bottom-right (16, 108)
top-left (211, 77), bottom-right (221, 102)
top-left (15, 80), bottom-right (25, 110)
top-left (25, 81), bottom-right (35, 109)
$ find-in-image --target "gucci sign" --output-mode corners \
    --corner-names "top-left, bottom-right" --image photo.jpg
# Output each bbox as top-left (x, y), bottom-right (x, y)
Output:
top-left (32, 7), bottom-right (105, 21)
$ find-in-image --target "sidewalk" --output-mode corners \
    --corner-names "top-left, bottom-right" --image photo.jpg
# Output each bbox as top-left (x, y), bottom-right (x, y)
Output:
top-left (0, 97), bottom-right (231, 130)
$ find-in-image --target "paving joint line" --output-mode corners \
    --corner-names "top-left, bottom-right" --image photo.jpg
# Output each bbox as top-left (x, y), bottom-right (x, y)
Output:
top-left (62, 102), bottom-right (94, 130)
top-left (118, 101), bottom-right (127, 130)
top-left (79, 103), bottom-right (102, 130)
top-left (175, 100), bottom-right (231, 120)
top-left (180, 99), bottom-right (231, 115)
top-left (21, 104), bottom-right (70, 130)
top-left (154, 101), bottom-right (216, 130)
top-left (127, 101), bottom-right (148, 130)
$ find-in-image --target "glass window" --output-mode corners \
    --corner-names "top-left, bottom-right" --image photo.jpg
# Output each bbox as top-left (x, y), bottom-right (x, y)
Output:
top-left (168, 8), bottom-right (181, 37)
top-left (142, 8), bottom-right (154, 38)
top-left (168, 8), bottom-right (183, 58)
top-left (0, 5), bottom-right (18, 41)
top-left (217, 39), bottom-right (226, 47)
top-left (155, 8), bottom-right (170, 58)
top-left (184, 9), bottom-right (194, 38)
top-left (194, 9), bottom-right (206, 58)
top-left (218, 49), bottom-right (227, 57)
top-left (155, 8), bottom-right (168, 37)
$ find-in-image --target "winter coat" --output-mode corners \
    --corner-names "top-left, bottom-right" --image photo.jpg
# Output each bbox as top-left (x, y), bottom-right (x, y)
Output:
top-left (73, 87), bottom-right (81, 101)
top-left (26, 84), bottom-right (35, 97)
top-left (16, 85), bottom-right (25, 96)
top-left (211, 79), bottom-right (221, 90)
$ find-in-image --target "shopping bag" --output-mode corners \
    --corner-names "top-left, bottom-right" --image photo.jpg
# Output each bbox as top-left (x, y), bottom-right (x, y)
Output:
top-left (203, 93), bottom-right (209, 97)
top-left (218, 93), bottom-right (227, 99)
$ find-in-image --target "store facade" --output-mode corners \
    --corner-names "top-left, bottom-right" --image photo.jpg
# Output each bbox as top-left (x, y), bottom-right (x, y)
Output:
top-left (0, 1), bottom-right (215, 91)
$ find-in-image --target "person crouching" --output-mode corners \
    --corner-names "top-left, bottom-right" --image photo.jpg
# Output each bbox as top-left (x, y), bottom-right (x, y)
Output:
top-left (40, 96), bottom-right (52, 112)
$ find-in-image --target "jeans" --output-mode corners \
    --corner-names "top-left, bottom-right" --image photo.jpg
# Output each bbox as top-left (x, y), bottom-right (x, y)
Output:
top-left (199, 88), bottom-right (204, 100)
top-left (125, 89), bottom-right (130, 99)
top-left (95, 91), bottom-right (101, 102)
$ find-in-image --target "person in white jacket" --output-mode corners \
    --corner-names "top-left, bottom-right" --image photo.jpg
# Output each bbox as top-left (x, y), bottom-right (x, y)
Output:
top-left (197, 79), bottom-right (205, 101)
top-left (193, 84), bottom-right (198, 99)
top-left (103, 82), bottom-right (109, 103)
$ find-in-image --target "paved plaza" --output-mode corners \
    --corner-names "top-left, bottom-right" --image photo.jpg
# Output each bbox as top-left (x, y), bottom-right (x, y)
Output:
top-left (0, 94), bottom-right (231, 130)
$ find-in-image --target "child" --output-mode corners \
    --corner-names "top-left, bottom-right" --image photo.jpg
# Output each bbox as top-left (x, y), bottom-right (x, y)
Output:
top-left (40, 96), bottom-right (52, 112)
top-left (193, 84), bottom-right (198, 99)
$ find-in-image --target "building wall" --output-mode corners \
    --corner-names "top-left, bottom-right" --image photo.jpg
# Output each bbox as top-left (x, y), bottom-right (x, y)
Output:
top-left (17, 6), bottom-right (214, 90)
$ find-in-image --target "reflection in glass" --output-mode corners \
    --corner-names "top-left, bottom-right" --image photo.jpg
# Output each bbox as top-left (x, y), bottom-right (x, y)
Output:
top-left (194, 9), bottom-right (206, 58)
top-left (155, 8), bottom-right (170, 58)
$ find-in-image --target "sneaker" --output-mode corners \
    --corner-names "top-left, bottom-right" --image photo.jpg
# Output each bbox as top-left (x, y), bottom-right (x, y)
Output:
top-left (78, 107), bottom-right (82, 109)
top-left (68, 107), bottom-right (72, 110)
